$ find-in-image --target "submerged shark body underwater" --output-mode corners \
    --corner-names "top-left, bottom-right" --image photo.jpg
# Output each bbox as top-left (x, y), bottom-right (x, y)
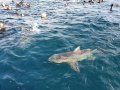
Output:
top-left (49, 46), bottom-right (99, 72)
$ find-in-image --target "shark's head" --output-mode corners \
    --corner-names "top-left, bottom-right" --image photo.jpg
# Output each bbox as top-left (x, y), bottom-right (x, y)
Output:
top-left (49, 53), bottom-right (69, 63)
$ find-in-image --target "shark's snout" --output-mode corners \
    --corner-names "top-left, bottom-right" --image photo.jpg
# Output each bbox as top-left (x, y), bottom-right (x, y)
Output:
top-left (49, 54), bottom-right (57, 62)
top-left (48, 56), bottom-right (54, 62)
top-left (49, 54), bottom-right (63, 63)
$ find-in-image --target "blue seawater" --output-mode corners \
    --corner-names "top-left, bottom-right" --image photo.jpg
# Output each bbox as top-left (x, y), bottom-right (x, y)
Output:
top-left (0, 0), bottom-right (120, 90)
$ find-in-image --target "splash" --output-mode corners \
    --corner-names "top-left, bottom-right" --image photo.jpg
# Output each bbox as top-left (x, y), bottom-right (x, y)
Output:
top-left (31, 20), bottom-right (40, 34)
top-left (24, 18), bottom-right (40, 34)
top-left (0, 0), bottom-right (12, 4)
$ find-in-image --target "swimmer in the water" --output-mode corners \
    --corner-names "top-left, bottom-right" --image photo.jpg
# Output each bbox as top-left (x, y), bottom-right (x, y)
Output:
top-left (4, 5), bottom-right (12, 10)
top-left (16, 1), bottom-right (23, 7)
top-left (0, 3), bottom-right (12, 10)
top-left (0, 22), bottom-right (6, 32)
top-left (110, 4), bottom-right (113, 11)
top-left (98, 0), bottom-right (103, 3)
top-left (110, 3), bottom-right (120, 11)
top-left (19, 0), bottom-right (24, 4)
top-left (12, 0), bottom-right (16, 4)
top-left (16, 0), bottom-right (30, 8)
top-left (83, 0), bottom-right (94, 5)
top-left (88, 0), bottom-right (94, 4)
top-left (12, 0), bottom-right (14, 3)
top-left (1, 3), bottom-right (5, 7)
top-left (40, 12), bottom-right (47, 21)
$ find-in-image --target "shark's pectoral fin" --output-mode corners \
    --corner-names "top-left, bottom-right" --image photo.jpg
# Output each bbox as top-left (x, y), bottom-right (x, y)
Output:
top-left (68, 62), bottom-right (80, 72)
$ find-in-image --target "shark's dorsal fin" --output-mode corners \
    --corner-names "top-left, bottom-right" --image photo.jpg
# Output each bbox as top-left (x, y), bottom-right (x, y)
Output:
top-left (73, 46), bottom-right (81, 52)
top-left (68, 62), bottom-right (80, 72)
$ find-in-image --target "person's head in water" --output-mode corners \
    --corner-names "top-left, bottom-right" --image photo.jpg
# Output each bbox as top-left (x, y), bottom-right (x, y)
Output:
top-left (16, 0), bottom-right (24, 7)
top-left (110, 4), bottom-right (113, 11)
top-left (88, 0), bottom-right (94, 4)
top-left (16, 0), bottom-right (30, 8)
top-left (98, 0), bottom-right (103, 3)
top-left (88, 0), bottom-right (92, 2)
top-left (40, 12), bottom-right (47, 21)
top-left (1, 3), bottom-right (6, 7)
top-left (5, 5), bottom-right (12, 10)
top-left (19, 0), bottom-right (24, 5)
top-left (16, 2), bottom-right (22, 7)
top-left (1, 3), bottom-right (12, 10)
top-left (12, 0), bottom-right (14, 3)
top-left (12, 0), bottom-right (16, 3)
top-left (0, 22), bottom-right (6, 32)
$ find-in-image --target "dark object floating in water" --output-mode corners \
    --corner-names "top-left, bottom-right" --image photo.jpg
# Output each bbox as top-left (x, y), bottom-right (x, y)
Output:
top-left (0, 28), bottom-right (18, 38)
top-left (110, 4), bottom-right (113, 11)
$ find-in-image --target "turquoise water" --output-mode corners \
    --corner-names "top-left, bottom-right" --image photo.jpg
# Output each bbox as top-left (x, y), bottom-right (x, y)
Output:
top-left (0, 0), bottom-right (120, 90)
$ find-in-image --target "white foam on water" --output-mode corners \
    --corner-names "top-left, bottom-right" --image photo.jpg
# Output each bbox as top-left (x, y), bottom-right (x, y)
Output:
top-left (23, 17), bottom-right (41, 34)
top-left (31, 20), bottom-right (40, 34)
top-left (0, 0), bottom-right (12, 4)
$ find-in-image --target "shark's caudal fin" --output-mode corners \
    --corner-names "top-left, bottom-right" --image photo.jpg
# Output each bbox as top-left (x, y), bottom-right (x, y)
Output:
top-left (68, 62), bottom-right (80, 72)
top-left (73, 46), bottom-right (81, 52)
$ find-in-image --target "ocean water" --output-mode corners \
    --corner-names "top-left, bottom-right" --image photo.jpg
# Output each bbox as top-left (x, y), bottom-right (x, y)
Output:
top-left (0, 0), bottom-right (120, 90)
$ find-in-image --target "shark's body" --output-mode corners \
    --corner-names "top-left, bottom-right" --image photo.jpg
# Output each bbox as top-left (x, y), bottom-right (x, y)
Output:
top-left (49, 46), bottom-right (98, 72)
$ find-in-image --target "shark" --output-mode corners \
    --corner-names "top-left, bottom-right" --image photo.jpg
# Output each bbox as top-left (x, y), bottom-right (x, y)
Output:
top-left (49, 46), bottom-right (98, 72)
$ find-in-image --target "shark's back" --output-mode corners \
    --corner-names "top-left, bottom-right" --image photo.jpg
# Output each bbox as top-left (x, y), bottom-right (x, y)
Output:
top-left (67, 49), bottom-right (95, 62)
